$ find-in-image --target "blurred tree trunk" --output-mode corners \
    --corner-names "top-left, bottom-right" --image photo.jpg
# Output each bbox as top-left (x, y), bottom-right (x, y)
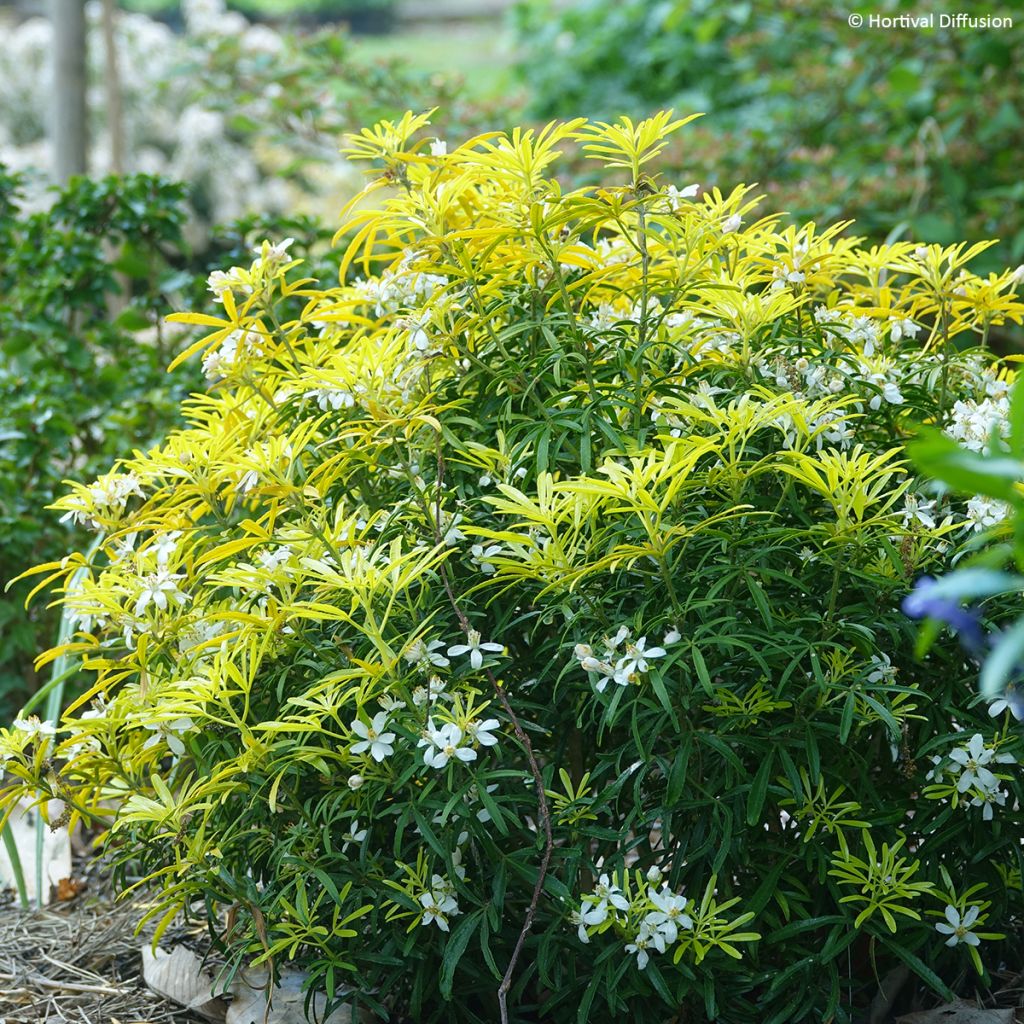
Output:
top-left (100, 0), bottom-right (125, 174)
top-left (51, 0), bottom-right (88, 181)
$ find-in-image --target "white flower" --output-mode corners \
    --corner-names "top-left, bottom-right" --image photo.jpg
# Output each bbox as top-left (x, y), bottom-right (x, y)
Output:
top-left (570, 910), bottom-right (591, 943)
top-left (347, 774), bottom-right (365, 791)
top-left (152, 530), bottom-right (182, 567)
top-left (644, 887), bottom-right (693, 944)
top-left (966, 495), bottom-right (1010, 531)
top-left (581, 655), bottom-right (618, 692)
top-left (663, 628), bottom-right (681, 645)
top-left (448, 630), bottom-right (504, 670)
top-left (141, 716), bottom-right (195, 757)
top-left (721, 214), bottom-right (742, 233)
top-left (441, 513), bottom-right (466, 546)
top-left (949, 733), bottom-right (1000, 793)
top-left (466, 717), bottom-right (500, 747)
top-left (349, 712), bottom-right (396, 762)
top-left (423, 722), bottom-right (477, 769)
top-left (419, 885), bottom-right (460, 931)
top-left (341, 819), bottom-right (367, 852)
top-left (988, 687), bottom-right (1024, 721)
top-left (935, 905), bottom-right (981, 946)
top-left (969, 786), bottom-right (1007, 821)
top-left (135, 571), bottom-right (188, 616)
top-left (614, 636), bottom-right (667, 685)
top-left (412, 676), bottom-right (451, 707)
top-left (592, 873), bottom-right (629, 914)
top-left (889, 316), bottom-right (920, 342)
top-left (902, 494), bottom-right (937, 530)
top-left (405, 638), bottom-right (451, 670)
top-left (470, 543), bottom-right (503, 575)
top-left (625, 921), bottom-right (667, 970)
top-left (646, 865), bottom-right (663, 884)
top-left (430, 138), bottom-right (448, 157)
top-left (13, 716), bottom-right (57, 738)
top-left (305, 386), bottom-right (355, 412)
top-left (254, 237), bottom-right (294, 266)
top-left (866, 653), bottom-right (896, 684)
top-left (665, 182), bottom-right (700, 210)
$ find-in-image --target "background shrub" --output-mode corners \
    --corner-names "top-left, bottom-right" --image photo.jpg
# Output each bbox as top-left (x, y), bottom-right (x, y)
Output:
top-left (515, 0), bottom-right (1024, 277)
top-left (2, 112), bottom-right (1023, 1022)
top-left (0, 168), bottom-right (336, 719)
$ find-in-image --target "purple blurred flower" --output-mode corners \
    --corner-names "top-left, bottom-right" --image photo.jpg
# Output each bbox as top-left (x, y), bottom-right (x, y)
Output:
top-left (902, 576), bottom-right (986, 654)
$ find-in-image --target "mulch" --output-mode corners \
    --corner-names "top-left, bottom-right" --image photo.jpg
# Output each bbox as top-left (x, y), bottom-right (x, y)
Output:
top-left (0, 860), bottom-right (207, 1024)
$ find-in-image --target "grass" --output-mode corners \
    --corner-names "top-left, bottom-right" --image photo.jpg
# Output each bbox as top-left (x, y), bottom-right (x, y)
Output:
top-left (358, 21), bottom-right (518, 103)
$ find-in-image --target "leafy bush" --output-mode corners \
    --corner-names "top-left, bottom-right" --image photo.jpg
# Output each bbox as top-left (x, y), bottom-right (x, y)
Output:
top-left (515, 0), bottom-right (1024, 275)
top-left (0, 168), bottom-right (336, 720)
top-left (4, 112), bottom-right (1024, 1022)
top-left (0, 170), bottom-right (197, 719)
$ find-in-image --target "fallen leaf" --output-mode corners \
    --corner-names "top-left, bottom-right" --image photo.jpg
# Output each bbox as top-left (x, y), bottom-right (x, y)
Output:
top-left (55, 876), bottom-right (86, 901)
top-left (141, 944), bottom-right (228, 1023)
top-left (226, 967), bottom-right (357, 1024)
top-left (897, 1001), bottom-right (1013, 1024)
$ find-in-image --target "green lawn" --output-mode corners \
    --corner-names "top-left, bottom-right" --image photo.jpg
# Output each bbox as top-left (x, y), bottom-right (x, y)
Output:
top-left (358, 21), bottom-right (518, 103)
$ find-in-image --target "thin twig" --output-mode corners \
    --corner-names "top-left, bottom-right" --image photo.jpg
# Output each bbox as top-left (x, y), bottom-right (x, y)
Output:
top-left (428, 438), bottom-right (554, 1024)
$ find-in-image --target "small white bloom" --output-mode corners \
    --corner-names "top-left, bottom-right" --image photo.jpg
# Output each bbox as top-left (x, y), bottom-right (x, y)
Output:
top-left (341, 819), bottom-right (367, 852)
top-left (448, 629), bottom-right (505, 671)
top-left (424, 722), bottom-right (477, 769)
top-left (935, 905), bottom-right (981, 946)
top-left (949, 733), bottom-right (999, 793)
top-left (430, 138), bottom-right (448, 157)
top-left (466, 717), bottom-right (500, 747)
top-left (721, 214), bottom-right (742, 233)
top-left (135, 571), bottom-right (188, 617)
top-left (349, 711), bottom-right (396, 762)
top-left (347, 773), bottom-right (365, 791)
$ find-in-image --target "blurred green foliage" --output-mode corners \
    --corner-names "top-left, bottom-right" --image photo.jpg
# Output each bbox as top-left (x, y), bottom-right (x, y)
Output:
top-left (515, 0), bottom-right (1024, 275)
top-left (0, 170), bottom-right (336, 720)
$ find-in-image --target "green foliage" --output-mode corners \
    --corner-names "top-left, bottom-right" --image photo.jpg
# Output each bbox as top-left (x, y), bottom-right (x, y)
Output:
top-left (0, 170), bottom-right (196, 719)
top-left (3, 112), bottom-right (1024, 1022)
top-left (515, 0), bottom-right (1024, 275)
top-left (0, 170), bottom-right (337, 720)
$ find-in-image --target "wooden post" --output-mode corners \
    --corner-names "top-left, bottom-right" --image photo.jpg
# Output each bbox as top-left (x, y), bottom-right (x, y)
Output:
top-left (51, 0), bottom-right (88, 181)
top-left (100, 0), bottom-right (124, 174)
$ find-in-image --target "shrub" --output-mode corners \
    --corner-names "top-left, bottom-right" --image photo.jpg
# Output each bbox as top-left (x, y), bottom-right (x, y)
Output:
top-left (515, 0), bottom-right (1024, 275)
top-left (0, 168), bottom-right (336, 720)
top-left (4, 111), bottom-right (1024, 1022)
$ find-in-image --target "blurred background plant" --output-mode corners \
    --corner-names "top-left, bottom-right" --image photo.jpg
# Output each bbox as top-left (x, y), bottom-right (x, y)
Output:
top-left (0, 0), bottom-right (481, 242)
top-left (514, 0), bottom-right (1024, 277)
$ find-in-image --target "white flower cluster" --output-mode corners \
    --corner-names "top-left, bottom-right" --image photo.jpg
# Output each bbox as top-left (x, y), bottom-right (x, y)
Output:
top-left (944, 379), bottom-right (1013, 531)
top-left (58, 470), bottom-right (145, 528)
top-left (352, 261), bottom-right (449, 318)
top-left (925, 733), bottom-right (1017, 820)
top-left (573, 868), bottom-right (694, 970)
top-left (418, 872), bottom-right (462, 932)
top-left (345, 633), bottom-right (505, 771)
top-left (202, 328), bottom-right (265, 381)
top-left (946, 394), bottom-right (1010, 453)
top-left (573, 626), bottom-right (678, 692)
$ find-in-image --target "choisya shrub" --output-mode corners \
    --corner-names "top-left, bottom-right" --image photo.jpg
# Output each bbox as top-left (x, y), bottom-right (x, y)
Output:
top-left (4, 111), bottom-right (1024, 1022)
